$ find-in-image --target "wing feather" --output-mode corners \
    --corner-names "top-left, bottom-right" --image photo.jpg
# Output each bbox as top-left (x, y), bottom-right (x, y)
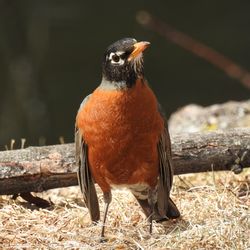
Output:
top-left (75, 95), bottom-right (100, 222)
top-left (157, 105), bottom-right (175, 217)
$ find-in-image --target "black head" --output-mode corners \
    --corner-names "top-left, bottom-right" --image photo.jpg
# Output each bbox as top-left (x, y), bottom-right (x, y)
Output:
top-left (102, 38), bottom-right (150, 88)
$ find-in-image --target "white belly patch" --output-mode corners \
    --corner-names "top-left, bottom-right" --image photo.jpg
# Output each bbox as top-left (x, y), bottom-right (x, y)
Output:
top-left (111, 183), bottom-right (150, 200)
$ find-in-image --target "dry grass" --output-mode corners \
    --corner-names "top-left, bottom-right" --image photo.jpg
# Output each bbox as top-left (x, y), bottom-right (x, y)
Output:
top-left (0, 170), bottom-right (249, 250)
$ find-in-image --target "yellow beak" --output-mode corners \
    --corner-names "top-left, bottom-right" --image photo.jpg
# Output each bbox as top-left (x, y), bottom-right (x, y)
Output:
top-left (128, 41), bottom-right (150, 61)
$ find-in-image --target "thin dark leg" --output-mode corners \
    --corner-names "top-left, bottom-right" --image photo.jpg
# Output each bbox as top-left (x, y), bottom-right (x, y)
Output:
top-left (149, 210), bottom-right (153, 234)
top-left (148, 188), bottom-right (156, 234)
top-left (100, 191), bottom-right (112, 242)
top-left (100, 202), bottom-right (110, 238)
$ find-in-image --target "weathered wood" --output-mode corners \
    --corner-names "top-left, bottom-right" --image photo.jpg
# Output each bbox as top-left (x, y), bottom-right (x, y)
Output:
top-left (171, 128), bottom-right (250, 175)
top-left (0, 144), bottom-right (77, 195)
top-left (0, 128), bottom-right (250, 195)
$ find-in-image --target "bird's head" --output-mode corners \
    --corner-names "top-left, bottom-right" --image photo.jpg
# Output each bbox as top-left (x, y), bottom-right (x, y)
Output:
top-left (102, 38), bottom-right (150, 88)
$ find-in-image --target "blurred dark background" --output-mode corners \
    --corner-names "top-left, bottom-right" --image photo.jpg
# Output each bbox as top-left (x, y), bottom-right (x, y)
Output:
top-left (0, 0), bottom-right (249, 149)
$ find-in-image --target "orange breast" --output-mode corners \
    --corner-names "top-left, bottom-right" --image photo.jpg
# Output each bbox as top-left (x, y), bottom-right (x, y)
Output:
top-left (76, 79), bottom-right (164, 192)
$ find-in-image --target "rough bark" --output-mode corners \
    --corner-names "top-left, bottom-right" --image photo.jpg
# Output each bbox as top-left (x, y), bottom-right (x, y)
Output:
top-left (0, 128), bottom-right (250, 195)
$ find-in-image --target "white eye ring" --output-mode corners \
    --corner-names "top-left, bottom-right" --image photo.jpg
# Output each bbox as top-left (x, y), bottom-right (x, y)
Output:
top-left (109, 52), bottom-right (125, 65)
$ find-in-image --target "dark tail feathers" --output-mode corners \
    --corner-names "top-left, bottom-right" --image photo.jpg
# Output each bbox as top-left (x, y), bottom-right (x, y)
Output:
top-left (135, 196), bottom-right (180, 221)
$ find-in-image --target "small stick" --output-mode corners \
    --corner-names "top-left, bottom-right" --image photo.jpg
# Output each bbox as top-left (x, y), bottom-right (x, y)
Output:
top-left (136, 11), bottom-right (250, 89)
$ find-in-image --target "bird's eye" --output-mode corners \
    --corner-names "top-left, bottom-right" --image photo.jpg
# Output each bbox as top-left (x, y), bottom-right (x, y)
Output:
top-left (108, 52), bottom-right (125, 65)
top-left (112, 54), bottom-right (120, 62)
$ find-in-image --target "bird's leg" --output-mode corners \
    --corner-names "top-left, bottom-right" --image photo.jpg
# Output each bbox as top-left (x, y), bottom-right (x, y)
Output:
top-left (100, 191), bottom-right (112, 241)
top-left (148, 188), bottom-right (157, 234)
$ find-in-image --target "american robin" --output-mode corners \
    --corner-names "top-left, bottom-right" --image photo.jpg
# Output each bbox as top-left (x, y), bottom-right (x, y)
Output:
top-left (75, 38), bottom-right (180, 239)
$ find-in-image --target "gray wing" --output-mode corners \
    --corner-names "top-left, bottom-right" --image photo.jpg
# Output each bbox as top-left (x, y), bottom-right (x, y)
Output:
top-left (157, 105), bottom-right (180, 218)
top-left (75, 95), bottom-right (100, 222)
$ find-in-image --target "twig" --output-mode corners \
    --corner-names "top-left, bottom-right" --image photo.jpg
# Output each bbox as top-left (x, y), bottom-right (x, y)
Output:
top-left (136, 10), bottom-right (250, 89)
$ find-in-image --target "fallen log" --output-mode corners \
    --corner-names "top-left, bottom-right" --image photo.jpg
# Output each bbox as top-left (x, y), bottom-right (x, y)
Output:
top-left (0, 128), bottom-right (250, 195)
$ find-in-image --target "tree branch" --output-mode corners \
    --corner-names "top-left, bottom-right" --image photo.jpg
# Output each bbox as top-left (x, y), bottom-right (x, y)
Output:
top-left (0, 128), bottom-right (250, 195)
top-left (136, 11), bottom-right (250, 89)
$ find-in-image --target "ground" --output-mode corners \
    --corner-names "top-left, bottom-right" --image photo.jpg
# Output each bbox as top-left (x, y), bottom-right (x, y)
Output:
top-left (0, 170), bottom-right (249, 250)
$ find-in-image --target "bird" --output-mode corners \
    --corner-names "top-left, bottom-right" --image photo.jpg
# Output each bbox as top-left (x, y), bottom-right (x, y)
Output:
top-left (75, 38), bottom-right (180, 239)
